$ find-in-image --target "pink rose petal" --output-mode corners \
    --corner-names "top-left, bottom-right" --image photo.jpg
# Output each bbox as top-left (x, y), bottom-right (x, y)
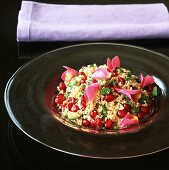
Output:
top-left (112, 56), bottom-right (120, 70)
top-left (120, 113), bottom-right (138, 128)
top-left (140, 73), bottom-right (155, 88)
top-left (116, 88), bottom-right (141, 101)
top-left (61, 66), bottom-right (78, 82)
top-left (84, 83), bottom-right (100, 102)
top-left (107, 56), bottom-right (120, 72)
top-left (92, 68), bottom-right (110, 79)
top-left (107, 58), bottom-right (113, 71)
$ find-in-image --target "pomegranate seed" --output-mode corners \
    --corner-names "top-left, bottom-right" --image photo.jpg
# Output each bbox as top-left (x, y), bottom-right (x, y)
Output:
top-left (59, 82), bottom-right (66, 91)
top-left (90, 110), bottom-right (98, 119)
top-left (147, 85), bottom-right (154, 92)
top-left (79, 72), bottom-right (87, 83)
top-left (55, 94), bottom-right (65, 105)
top-left (92, 79), bottom-right (98, 83)
top-left (67, 103), bottom-right (73, 111)
top-left (81, 102), bottom-right (86, 111)
top-left (112, 85), bottom-right (120, 92)
top-left (117, 110), bottom-right (127, 118)
top-left (80, 78), bottom-right (86, 83)
top-left (105, 94), bottom-right (115, 102)
top-left (95, 118), bottom-right (102, 127)
top-left (124, 104), bottom-right (131, 111)
top-left (140, 106), bottom-right (149, 114)
top-left (71, 105), bottom-right (79, 112)
top-left (80, 95), bottom-right (86, 110)
top-left (79, 72), bottom-right (86, 77)
top-left (105, 119), bottom-right (113, 129)
top-left (81, 95), bottom-right (86, 103)
top-left (118, 77), bottom-right (125, 85)
top-left (67, 97), bottom-right (76, 104)
top-left (138, 113), bottom-right (144, 120)
top-left (112, 71), bottom-right (118, 77)
top-left (82, 119), bottom-right (90, 126)
top-left (61, 103), bottom-right (66, 108)
top-left (90, 121), bottom-right (96, 128)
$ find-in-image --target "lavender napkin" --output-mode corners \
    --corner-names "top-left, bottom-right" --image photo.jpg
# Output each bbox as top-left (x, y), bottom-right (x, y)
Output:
top-left (17, 1), bottom-right (169, 42)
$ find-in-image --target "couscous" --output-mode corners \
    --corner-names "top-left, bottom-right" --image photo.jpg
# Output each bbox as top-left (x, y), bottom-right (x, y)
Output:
top-left (53, 56), bottom-right (160, 130)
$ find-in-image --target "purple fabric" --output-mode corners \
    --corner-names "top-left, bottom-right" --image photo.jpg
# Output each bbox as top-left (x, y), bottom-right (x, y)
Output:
top-left (17, 1), bottom-right (169, 42)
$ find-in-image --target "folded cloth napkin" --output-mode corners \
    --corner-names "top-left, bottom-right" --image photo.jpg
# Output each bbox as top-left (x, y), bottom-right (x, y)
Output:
top-left (17, 1), bottom-right (169, 42)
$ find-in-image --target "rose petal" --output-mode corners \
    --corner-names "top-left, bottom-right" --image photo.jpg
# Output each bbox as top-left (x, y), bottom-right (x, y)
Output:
top-left (61, 66), bottom-right (78, 82)
top-left (92, 68), bottom-right (110, 79)
top-left (111, 56), bottom-right (120, 71)
top-left (116, 88), bottom-right (141, 101)
top-left (140, 74), bottom-right (155, 88)
top-left (84, 83), bottom-right (100, 102)
top-left (120, 113), bottom-right (138, 128)
top-left (107, 56), bottom-right (120, 72)
top-left (107, 58), bottom-right (113, 71)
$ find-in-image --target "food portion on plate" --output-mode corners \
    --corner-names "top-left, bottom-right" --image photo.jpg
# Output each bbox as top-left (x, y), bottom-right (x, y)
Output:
top-left (53, 56), bottom-right (161, 131)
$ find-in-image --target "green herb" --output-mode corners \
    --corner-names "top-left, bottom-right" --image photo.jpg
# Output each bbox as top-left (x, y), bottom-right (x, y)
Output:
top-left (99, 105), bottom-right (107, 118)
top-left (152, 86), bottom-right (158, 96)
top-left (100, 88), bottom-right (111, 95)
top-left (133, 105), bottom-right (140, 114)
top-left (68, 81), bottom-right (77, 90)
top-left (119, 68), bottom-right (124, 73)
top-left (89, 64), bottom-right (95, 67)
top-left (139, 95), bottom-right (149, 104)
top-left (64, 93), bottom-right (69, 99)
top-left (123, 95), bottom-right (129, 100)
top-left (126, 71), bottom-right (132, 80)
top-left (79, 91), bottom-right (84, 97)
top-left (135, 77), bottom-right (140, 83)
top-left (105, 79), bottom-right (117, 86)
top-left (127, 101), bottom-right (134, 107)
top-left (127, 102), bottom-right (140, 115)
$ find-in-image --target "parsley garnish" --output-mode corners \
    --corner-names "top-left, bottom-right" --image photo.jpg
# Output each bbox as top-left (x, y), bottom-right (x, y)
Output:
top-left (68, 81), bottom-right (77, 90)
top-left (126, 71), bottom-right (132, 80)
top-left (64, 93), bottom-right (69, 99)
top-left (139, 95), bottom-right (149, 104)
top-left (152, 86), bottom-right (158, 97)
top-left (100, 88), bottom-right (110, 95)
top-left (119, 68), bottom-right (124, 73)
top-left (133, 105), bottom-right (140, 114)
top-left (89, 64), bottom-right (95, 68)
top-left (99, 104), bottom-right (107, 118)
top-left (105, 79), bottom-right (117, 86)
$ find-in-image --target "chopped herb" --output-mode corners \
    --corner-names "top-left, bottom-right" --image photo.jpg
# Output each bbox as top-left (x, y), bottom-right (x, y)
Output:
top-left (126, 71), bottom-right (132, 80)
top-left (123, 95), bottom-right (129, 100)
top-left (119, 68), bottom-right (124, 73)
top-left (127, 101), bottom-right (139, 114)
top-left (79, 91), bottom-right (84, 97)
top-left (105, 79), bottom-right (117, 86)
top-left (64, 93), bottom-right (69, 99)
top-left (135, 77), bottom-right (140, 83)
top-left (100, 88), bottom-right (111, 95)
top-left (99, 105), bottom-right (107, 118)
top-left (139, 95), bottom-right (149, 104)
top-left (127, 101), bottom-right (134, 107)
top-left (89, 64), bottom-right (95, 67)
top-left (68, 81), bottom-right (77, 90)
top-left (152, 86), bottom-right (158, 96)
top-left (133, 105), bottom-right (140, 114)
top-left (133, 106), bottom-right (140, 114)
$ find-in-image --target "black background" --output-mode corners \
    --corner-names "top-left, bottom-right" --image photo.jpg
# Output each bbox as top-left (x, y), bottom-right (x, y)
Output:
top-left (1, 0), bottom-right (169, 169)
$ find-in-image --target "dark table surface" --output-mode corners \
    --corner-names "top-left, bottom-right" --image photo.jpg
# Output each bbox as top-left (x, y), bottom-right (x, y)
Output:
top-left (1, 0), bottom-right (169, 169)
